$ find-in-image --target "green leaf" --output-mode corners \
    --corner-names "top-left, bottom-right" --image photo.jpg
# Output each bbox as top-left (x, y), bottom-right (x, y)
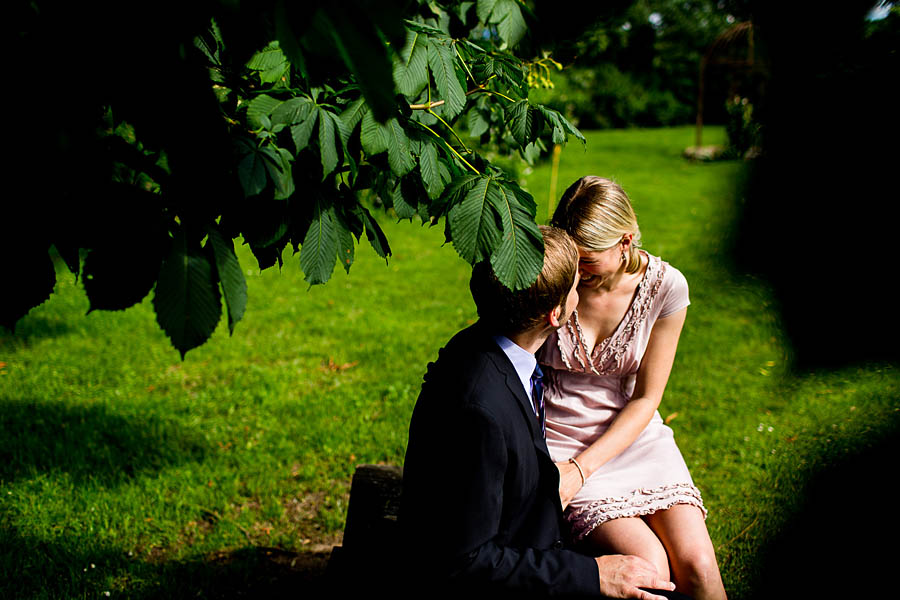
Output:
top-left (418, 141), bottom-right (444, 199)
top-left (476, 0), bottom-right (498, 22)
top-left (272, 97), bottom-right (315, 127)
top-left (361, 109), bottom-right (389, 155)
top-left (535, 105), bottom-right (565, 145)
top-left (318, 108), bottom-right (340, 179)
top-left (560, 112), bottom-right (587, 145)
top-left (471, 52), bottom-right (527, 96)
top-left (247, 94), bottom-right (283, 129)
top-left (417, 197), bottom-right (431, 223)
top-left (329, 109), bottom-right (352, 148)
top-left (386, 118), bottom-right (415, 177)
top-left (448, 175), bottom-right (501, 264)
top-left (467, 109), bottom-right (490, 137)
top-left (538, 105), bottom-right (585, 145)
top-left (509, 180), bottom-right (538, 217)
top-left (427, 40), bottom-right (466, 119)
top-left (153, 229), bottom-right (222, 359)
top-left (402, 19), bottom-right (447, 37)
top-left (247, 42), bottom-right (290, 85)
top-left (393, 29), bottom-right (429, 98)
top-left (489, 182), bottom-right (543, 290)
top-left (441, 173), bottom-right (481, 215)
top-left (340, 97), bottom-right (368, 134)
top-left (392, 179), bottom-right (418, 220)
top-left (238, 148), bottom-right (267, 197)
top-left (247, 42), bottom-right (288, 71)
top-left (334, 211), bottom-right (356, 274)
top-left (507, 100), bottom-right (544, 148)
top-left (521, 140), bottom-right (542, 165)
top-left (492, 0), bottom-right (527, 47)
top-left (291, 110), bottom-right (319, 154)
top-left (300, 197), bottom-right (338, 285)
top-left (52, 242), bottom-right (81, 280)
top-left (260, 146), bottom-right (295, 200)
top-left (357, 205), bottom-right (391, 260)
top-left (206, 225), bottom-right (247, 335)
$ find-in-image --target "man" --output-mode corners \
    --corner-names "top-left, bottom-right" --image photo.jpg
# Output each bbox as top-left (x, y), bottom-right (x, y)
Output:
top-left (401, 226), bottom-right (679, 599)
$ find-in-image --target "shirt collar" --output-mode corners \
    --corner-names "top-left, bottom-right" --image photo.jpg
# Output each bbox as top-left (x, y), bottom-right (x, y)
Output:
top-left (493, 335), bottom-right (537, 401)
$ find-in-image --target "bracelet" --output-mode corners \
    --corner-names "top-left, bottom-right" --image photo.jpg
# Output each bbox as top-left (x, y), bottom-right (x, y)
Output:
top-left (568, 457), bottom-right (586, 486)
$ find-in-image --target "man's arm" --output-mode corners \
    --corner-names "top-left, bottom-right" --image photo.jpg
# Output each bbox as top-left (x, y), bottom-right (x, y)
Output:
top-left (443, 406), bottom-right (602, 595)
top-left (451, 408), bottom-right (677, 599)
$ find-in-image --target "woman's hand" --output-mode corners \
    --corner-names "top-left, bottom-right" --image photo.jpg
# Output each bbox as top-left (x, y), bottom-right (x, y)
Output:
top-left (555, 460), bottom-right (585, 509)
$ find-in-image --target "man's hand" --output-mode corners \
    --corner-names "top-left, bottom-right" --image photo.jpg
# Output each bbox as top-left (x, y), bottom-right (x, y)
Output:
top-left (555, 461), bottom-right (584, 509)
top-left (595, 554), bottom-right (676, 600)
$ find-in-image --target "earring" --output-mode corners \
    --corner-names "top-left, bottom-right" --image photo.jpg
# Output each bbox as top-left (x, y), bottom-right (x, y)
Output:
top-left (621, 251), bottom-right (626, 262)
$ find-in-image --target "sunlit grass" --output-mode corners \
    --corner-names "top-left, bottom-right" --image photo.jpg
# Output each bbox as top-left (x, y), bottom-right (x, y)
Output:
top-left (2, 125), bottom-right (897, 598)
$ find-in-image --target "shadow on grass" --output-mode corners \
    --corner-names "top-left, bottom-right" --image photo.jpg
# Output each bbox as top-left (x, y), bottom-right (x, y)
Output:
top-left (0, 314), bottom-right (74, 345)
top-left (750, 417), bottom-right (900, 598)
top-left (0, 524), bottom-right (331, 599)
top-left (0, 398), bottom-right (207, 485)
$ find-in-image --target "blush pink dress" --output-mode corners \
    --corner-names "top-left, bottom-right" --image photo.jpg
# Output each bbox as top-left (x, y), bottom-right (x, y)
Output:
top-left (538, 253), bottom-right (706, 542)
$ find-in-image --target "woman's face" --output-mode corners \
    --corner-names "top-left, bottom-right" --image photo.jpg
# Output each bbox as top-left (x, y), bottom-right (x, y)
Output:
top-left (577, 245), bottom-right (622, 287)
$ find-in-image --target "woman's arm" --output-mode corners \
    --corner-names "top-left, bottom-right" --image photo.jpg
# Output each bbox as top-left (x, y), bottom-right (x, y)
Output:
top-left (557, 307), bottom-right (687, 507)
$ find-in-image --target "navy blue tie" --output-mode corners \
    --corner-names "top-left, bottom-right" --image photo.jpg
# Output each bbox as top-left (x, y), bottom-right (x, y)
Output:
top-left (531, 364), bottom-right (546, 438)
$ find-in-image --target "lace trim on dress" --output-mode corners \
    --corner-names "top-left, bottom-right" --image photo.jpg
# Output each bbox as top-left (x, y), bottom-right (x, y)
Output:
top-left (565, 482), bottom-right (707, 542)
top-left (556, 254), bottom-right (667, 376)
top-left (558, 320), bottom-right (577, 371)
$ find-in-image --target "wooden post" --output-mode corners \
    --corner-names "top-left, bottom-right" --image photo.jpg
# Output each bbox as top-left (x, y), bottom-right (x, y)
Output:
top-left (695, 55), bottom-right (706, 150)
top-left (548, 143), bottom-right (562, 223)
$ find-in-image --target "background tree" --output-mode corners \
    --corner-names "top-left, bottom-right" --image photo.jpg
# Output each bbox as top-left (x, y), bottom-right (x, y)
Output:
top-left (5, 0), bottom-right (610, 358)
top-left (531, 0), bottom-right (752, 128)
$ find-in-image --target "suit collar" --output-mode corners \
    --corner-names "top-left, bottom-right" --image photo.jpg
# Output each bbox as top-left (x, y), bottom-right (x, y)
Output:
top-left (477, 327), bottom-right (551, 458)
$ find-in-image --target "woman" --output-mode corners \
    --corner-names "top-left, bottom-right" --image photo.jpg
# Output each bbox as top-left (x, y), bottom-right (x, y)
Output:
top-left (539, 176), bottom-right (726, 600)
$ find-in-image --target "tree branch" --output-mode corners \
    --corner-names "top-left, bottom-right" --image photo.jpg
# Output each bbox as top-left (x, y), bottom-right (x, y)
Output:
top-left (409, 100), bottom-right (445, 110)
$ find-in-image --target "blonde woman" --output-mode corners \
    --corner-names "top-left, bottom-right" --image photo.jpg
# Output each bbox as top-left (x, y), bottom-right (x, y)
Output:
top-left (539, 176), bottom-right (727, 600)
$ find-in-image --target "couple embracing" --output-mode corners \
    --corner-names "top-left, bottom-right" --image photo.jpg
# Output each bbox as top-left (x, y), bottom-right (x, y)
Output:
top-left (401, 176), bottom-right (727, 599)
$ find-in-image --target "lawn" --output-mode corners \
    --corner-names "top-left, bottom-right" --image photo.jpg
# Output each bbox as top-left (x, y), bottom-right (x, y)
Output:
top-left (2, 125), bottom-right (897, 599)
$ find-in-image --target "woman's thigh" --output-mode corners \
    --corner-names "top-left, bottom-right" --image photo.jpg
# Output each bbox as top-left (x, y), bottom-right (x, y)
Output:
top-left (643, 505), bottom-right (722, 583)
top-left (580, 517), bottom-right (670, 579)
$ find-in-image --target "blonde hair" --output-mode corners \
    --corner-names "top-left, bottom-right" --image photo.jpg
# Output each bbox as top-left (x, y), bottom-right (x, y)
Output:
top-left (551, 176), bottom-right (643, 274)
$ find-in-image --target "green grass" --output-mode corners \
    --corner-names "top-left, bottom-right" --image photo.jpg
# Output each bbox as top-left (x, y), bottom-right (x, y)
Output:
top-left (3, 125), bottom-right (898, 599)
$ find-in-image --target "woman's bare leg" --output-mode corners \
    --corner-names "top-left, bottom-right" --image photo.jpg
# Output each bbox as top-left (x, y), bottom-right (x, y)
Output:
top-left (644, 505), bottom-right (727, 600)
top-left (579, 517), bottom-right (671, 581)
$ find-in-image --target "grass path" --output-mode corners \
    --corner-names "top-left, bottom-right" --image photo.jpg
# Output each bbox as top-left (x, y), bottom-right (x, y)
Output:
top-left (2, 126), bottom-right (897, 598)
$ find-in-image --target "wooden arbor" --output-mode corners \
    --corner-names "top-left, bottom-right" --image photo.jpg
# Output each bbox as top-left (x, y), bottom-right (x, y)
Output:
top-left (693, 21), bottom-right (767, 151)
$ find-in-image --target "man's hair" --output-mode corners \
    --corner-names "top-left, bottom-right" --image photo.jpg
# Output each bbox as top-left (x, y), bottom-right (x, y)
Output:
top-left (469, 226), bottom-right (579, 335)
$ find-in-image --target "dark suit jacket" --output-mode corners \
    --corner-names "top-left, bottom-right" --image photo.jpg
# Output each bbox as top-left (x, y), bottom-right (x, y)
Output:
top-left (400, 323), bottom-right (601, 598)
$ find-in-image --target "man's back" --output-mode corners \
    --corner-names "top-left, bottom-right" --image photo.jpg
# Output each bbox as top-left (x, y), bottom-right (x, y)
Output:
top-left (401, 323), bottom-right (600, 598)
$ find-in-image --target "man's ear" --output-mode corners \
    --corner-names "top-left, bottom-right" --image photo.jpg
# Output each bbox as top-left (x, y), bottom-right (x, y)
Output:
top-left (548, 305), bottom-right (563, 328)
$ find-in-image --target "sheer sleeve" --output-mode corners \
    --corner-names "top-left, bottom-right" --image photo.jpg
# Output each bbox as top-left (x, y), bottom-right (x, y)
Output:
top-left (658, 264), bottom-right (690, 318)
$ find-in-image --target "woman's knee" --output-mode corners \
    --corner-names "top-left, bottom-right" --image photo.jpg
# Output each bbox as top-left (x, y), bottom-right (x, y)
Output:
top-left (677, 549), bottom-right (720, 588)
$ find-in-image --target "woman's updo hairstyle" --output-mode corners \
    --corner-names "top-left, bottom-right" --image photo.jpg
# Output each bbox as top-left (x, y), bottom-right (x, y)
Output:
top-left (551, 176), bottom-right (643, 274)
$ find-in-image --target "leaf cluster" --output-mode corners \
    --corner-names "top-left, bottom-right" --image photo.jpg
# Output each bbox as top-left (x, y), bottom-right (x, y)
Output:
top-left (4, 0), bottom-right (584, 358)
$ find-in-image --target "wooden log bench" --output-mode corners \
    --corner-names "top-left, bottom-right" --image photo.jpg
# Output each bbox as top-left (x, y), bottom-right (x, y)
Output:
top-left (326, 464), bottom-right (403, 587)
